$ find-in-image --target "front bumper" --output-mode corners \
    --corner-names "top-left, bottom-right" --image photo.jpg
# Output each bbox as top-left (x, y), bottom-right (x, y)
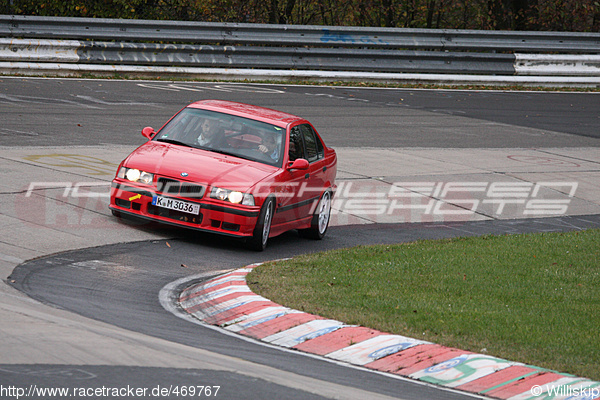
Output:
top-left (109, 181), bottom-right (260, 237)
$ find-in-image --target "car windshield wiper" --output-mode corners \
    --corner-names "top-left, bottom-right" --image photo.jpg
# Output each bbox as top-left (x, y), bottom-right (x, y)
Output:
top-left (209, 148), bottom-right (256, 161)
top-left (156, 138), bottom-right (192, 147)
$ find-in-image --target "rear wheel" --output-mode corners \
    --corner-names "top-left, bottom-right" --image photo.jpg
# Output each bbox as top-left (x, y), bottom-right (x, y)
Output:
top-left (247, 197), bottom-right (274, 251)
top-left (300, 190), bottom-right (331, 240)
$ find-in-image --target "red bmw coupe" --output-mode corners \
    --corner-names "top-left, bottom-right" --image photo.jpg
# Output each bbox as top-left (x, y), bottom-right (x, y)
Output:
top-left (109, 100), bottom-right (337, 250)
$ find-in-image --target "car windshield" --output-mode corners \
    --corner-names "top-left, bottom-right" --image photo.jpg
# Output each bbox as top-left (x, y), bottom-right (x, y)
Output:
top-left (155, 108), bottom-right (285, 168)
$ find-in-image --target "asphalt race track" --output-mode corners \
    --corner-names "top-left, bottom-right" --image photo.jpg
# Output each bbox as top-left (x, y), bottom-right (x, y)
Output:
top-left (1, 78), bottom-right (599, 400)
top-left (2, 79), bottom-right (600, 148)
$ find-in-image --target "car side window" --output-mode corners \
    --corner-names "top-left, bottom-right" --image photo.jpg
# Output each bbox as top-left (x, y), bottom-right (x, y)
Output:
top-left (300, 124), bottom-right (324, 163)
top-left (289, 126), bottom-right (304, 162)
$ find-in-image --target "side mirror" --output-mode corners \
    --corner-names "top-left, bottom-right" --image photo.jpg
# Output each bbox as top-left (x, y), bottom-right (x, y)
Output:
top-left (287, 158), bottom-right (309, 170)
top-left (141, 126), bottom-right (155, 140)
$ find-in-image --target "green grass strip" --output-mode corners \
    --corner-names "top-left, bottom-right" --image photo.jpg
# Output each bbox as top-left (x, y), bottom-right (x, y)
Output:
top-left (247, 229), bottom-right (600, 380)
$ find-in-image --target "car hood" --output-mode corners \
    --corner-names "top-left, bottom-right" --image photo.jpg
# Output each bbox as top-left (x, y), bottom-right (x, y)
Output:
top-left (123, 141), bottom-right (277, 192)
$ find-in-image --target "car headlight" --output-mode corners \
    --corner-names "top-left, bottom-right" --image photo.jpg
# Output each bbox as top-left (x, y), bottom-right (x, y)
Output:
top-left (118, 167), bottom-right (154, 185)
top-left (211, 187), bottom-right (255, 206)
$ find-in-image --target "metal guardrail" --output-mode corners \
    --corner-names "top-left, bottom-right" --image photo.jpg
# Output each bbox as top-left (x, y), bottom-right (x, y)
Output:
top-left (1, 15), bottom-right (599, 82)
top-left (74, 42), bottom-right (515, 74)
top-left (2, 14), bottom-right (600, 53)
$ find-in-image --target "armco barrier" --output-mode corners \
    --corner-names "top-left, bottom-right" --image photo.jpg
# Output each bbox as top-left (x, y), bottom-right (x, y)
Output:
top-left (76, 41), bottom-right (517, 74)
top-left (2, 14), bottom-right (600, 53)
top-left (1, 14), bottom-right (600, 85)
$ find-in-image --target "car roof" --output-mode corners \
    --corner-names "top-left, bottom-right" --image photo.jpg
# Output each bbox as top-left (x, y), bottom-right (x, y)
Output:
top-left (188, 100), bottom-right (304, 127)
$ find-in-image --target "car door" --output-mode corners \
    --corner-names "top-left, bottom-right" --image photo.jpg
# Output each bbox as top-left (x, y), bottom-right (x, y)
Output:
top-left (298, 123), bottom-right (327, 218)
top-left (274, 123), bottom-right (326, 225)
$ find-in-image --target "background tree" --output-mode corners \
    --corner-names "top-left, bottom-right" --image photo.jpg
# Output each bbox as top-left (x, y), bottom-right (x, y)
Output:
top-left (6, 0), bottom-right (600, 31)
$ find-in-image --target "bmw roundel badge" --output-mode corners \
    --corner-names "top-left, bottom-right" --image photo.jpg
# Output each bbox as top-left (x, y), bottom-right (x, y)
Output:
top-left (181, 172), bottom-right (189, 177)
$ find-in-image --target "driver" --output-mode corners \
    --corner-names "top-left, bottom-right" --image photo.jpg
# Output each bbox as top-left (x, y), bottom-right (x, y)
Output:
top-left (258, 131), bottom-right (280, 162)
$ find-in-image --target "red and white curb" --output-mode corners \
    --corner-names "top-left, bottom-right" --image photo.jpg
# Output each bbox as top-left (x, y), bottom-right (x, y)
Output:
top-left (179, 264), bottom-right (600, 400)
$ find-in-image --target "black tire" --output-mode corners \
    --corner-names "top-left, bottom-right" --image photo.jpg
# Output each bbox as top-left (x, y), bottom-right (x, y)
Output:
top-left (247, 197), bottom-right (275, 251)
top-left (299, 190), bottom-right (331, 240)
top-left (111, 209), bottom-right (122, 218)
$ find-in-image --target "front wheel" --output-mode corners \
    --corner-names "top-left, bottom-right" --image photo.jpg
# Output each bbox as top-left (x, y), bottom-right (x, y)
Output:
top-left (247, 197), bottom-right (274, 251)
top-left (299, 190), bottom-right (331, 240)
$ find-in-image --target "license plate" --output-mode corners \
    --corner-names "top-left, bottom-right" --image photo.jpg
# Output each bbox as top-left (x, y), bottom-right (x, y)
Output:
top-left (152, 196), bottom-right (200, 215)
